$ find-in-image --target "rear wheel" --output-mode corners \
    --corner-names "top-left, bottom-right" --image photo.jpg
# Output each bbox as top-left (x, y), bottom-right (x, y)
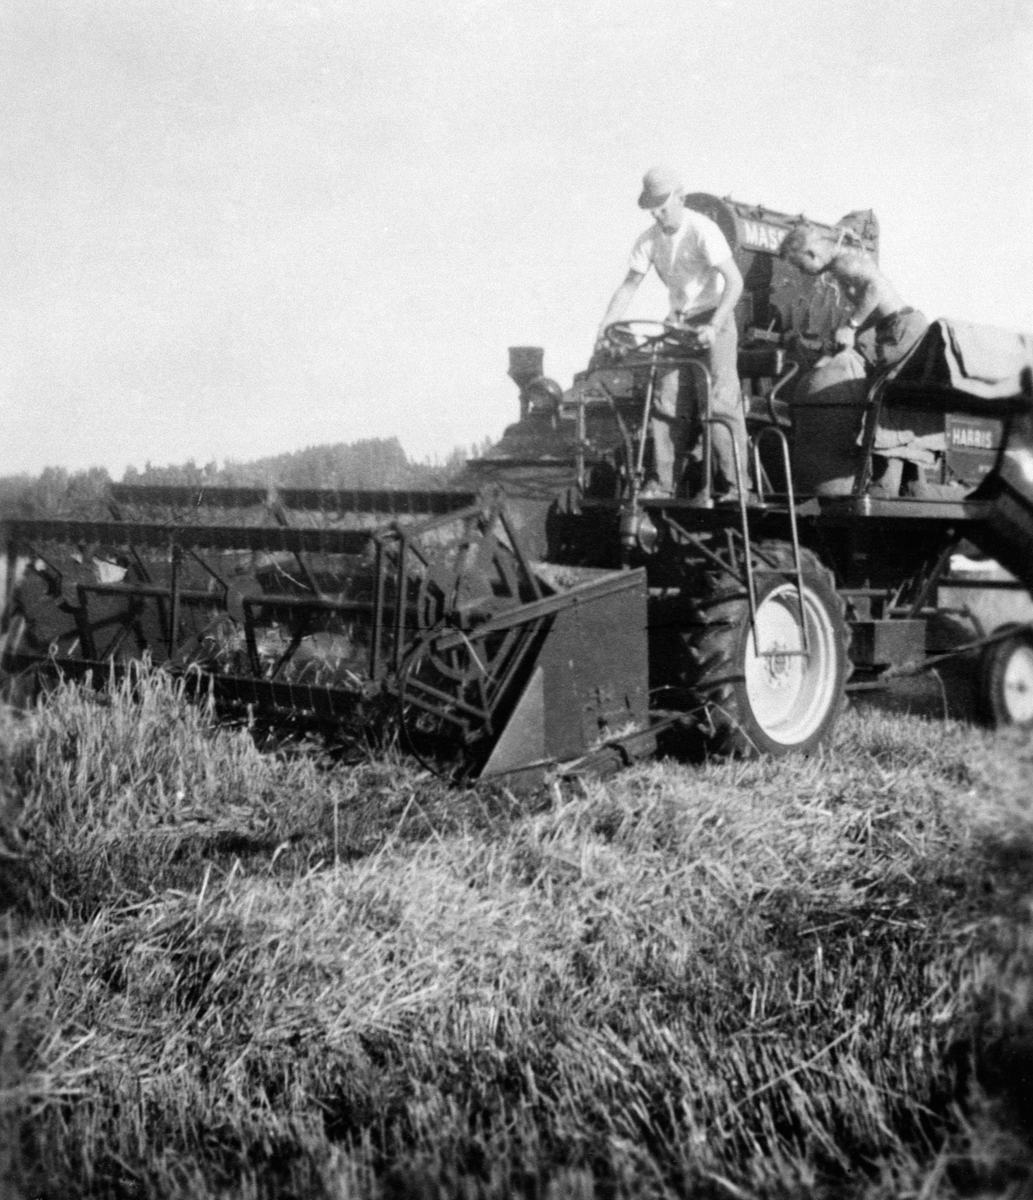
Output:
top-left (978, 628), bottom-right (1033, 729)
top-left (687, 543), bottom-right (850, 756)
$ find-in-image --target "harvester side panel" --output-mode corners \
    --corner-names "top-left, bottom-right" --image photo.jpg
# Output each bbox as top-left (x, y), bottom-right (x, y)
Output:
top-left (477, 566), bottom-right (649, 781)
top-left (534, 567), bottom-right (649, 755)
top-left (874, 319), bottom-right (1033, 592)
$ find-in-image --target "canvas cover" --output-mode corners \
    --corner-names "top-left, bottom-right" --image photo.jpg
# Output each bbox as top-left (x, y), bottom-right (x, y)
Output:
top-left (884, 318), bottom-right (1033, 404)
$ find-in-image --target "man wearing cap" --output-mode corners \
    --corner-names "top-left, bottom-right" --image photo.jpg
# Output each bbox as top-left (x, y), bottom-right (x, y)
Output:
top-left (598, 165), bottom-right (746, 499)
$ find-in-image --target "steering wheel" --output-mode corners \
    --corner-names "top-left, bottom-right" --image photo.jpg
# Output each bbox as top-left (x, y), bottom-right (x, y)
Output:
top-left (603, 320), bottom-right (704, 356)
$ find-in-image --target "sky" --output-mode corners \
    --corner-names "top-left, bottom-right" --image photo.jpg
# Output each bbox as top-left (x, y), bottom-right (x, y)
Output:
top-left (1, 0), bottom-right (1031, 479)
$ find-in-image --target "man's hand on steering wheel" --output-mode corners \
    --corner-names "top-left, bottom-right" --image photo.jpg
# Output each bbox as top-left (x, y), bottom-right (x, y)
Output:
top-left (602, 319), bottom-right (706, 355)
top-left (663, 314), bottom-right (713, 352)
top-left (690, 323), bottom-right (716, 350)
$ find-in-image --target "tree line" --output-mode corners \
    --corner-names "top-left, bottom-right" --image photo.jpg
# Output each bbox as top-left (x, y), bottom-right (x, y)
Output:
top-left (0, 437), bottom-right (485, 519)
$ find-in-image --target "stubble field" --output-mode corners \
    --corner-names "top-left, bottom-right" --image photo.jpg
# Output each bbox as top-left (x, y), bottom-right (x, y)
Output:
top-left (1, 670), bottom-right (1032, 1199)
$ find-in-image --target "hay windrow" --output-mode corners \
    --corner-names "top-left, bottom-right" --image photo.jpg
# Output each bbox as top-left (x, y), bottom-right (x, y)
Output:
top-left (1, 671), bottom-right (1031, 1197)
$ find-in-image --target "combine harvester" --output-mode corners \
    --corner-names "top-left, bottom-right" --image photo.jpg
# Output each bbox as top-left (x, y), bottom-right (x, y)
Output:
top-left (3, 194), bottom-right (1033, 788)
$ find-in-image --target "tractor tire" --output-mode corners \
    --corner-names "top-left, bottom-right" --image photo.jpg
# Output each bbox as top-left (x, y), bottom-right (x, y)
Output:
top-left (687, 543), bottom-right (851, 756)
top-left (977, 627), bottom-right (1033, 730)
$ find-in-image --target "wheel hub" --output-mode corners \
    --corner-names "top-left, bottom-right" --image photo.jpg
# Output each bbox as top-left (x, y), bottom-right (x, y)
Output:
top-left (760, 643), bottom-right (798, 689)
top-left (744, 582), bottom-right (839, 747)
top-left (1002, 642), bottom-right (1033, 724)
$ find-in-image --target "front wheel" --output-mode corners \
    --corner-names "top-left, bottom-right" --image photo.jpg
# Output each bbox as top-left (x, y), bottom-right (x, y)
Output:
top-left (978, 628), bottom-right (1033, 730)
top-left (687, 545), bottom-right (851, 756)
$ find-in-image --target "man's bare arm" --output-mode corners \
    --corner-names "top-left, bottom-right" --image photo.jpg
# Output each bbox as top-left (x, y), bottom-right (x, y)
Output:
top-left (598, 269), bottom-right (645, 341)
top-left (711, 257), bottom-right (743, 332)
top-left (831, 252), bottom-right (905, 332)
top-left (693, 256), bottom-right (743, 348)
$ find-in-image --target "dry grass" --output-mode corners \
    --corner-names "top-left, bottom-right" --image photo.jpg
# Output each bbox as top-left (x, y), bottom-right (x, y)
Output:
top-left (1, 672), bottom-right (1032, 1198)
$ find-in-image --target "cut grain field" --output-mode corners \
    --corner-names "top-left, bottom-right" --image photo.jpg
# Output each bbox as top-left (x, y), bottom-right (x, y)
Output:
top-left (1, 672), bottom-right (1032, 1198)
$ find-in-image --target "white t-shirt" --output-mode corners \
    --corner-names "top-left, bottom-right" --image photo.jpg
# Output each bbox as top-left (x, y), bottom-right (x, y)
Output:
top-left (628, 208), bottom-right (732, 318)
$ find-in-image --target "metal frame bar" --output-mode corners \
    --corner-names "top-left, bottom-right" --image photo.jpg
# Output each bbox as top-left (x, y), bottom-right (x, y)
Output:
top-left (885, 619), bottom-right (1033, 678)
top-left (399, 612), bottom-right (549, 742)
top-left (599, 333), bottom-right (716, 502)
top-left (662, 513), bottom-right (749, 588)
top-left (906, 535), bottom-right (961, 620)
top-left (269, 500), bottom-right (325, 601)
top-left (370, 540), bottom-right (388, 680)
top-left (168, 546), bottom-right (181, 658)
top-left (72, 585), bottom-right (98, 660)
top-left (4, 518), bottom-right (376, 556)
top-left (392, 533), bottom-right (410, 674)
top-left (496, 505), bottom-right (543, 601)
top-left (751, 424), bottom-right (809, 656)
top-left (108, 484), bottom-right (477, 515)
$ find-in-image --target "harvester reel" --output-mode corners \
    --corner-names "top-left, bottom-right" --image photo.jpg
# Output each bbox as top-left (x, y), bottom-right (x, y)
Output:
top-left (396, 621), bottom-right (520, 779)
top-left (412, 523), bottom-right (517, 632)
top-left (2, 488), bottom-right (655, 789)
top-left (390, 509), bottom-right (547, 777)
top-left (400, 501), bottom-right (536, 639)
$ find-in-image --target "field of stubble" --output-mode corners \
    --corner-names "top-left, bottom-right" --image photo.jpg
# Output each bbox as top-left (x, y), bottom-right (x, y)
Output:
top-left (1, 670), bottom-right (1032, 1199)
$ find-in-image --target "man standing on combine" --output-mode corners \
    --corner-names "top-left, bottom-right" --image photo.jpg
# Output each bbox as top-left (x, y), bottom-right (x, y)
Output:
top-left (598, 166), bottom-right (746, 501)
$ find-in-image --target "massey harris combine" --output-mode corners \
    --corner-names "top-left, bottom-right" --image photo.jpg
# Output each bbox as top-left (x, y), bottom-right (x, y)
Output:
top-left (3, 193), bottom-right (1033, 788)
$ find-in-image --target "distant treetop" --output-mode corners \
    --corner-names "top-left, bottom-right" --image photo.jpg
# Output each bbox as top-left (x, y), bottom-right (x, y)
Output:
top-left (1, 438), bottom-right (478, 519)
